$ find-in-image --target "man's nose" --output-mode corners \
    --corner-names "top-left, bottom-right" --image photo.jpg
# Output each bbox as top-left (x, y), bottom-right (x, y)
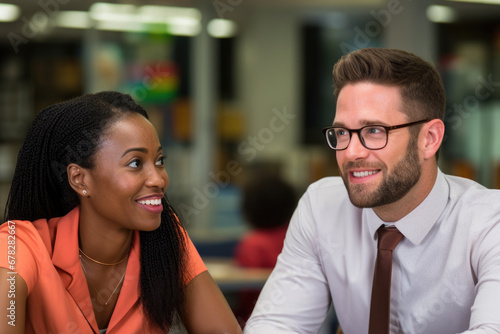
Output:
top-left (344, 132), bottom-right (369, 160)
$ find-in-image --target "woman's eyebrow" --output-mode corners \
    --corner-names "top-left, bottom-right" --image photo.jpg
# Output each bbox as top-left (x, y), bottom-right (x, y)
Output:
top-left (121, 147), bottom-right (148, 157)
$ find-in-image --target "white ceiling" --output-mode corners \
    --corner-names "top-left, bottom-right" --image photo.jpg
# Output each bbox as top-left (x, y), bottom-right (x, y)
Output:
top-left (1, 0), bottom-right (500, 37)
top-left (5, 0), bottom-right (500, 18)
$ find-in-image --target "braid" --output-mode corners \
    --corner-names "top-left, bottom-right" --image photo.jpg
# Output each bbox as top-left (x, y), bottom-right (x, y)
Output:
top-left (5, 96), bottom-right (102, 221)
top-left (139, 197), bottom-right (187, 331)
top-left (4, 91), bottom-right (188, 331)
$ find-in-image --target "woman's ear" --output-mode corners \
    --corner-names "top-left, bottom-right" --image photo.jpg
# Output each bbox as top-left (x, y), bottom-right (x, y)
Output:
top-left (67, 164), bottom-right (89, 197)
top-left (422, 119), bottom-right (445, 160)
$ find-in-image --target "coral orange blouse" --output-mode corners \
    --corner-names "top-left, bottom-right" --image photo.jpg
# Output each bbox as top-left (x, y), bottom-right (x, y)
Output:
top-left (0, 207), bottom-right (206, 333)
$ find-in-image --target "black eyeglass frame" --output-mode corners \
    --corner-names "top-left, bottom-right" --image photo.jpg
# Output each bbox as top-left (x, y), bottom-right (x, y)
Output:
top-left (322, 119), bottom-right (431, 151)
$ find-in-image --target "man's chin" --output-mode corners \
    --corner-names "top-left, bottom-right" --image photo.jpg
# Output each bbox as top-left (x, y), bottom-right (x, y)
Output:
top-left (346, 186), bottom-right (378, 208)
top-left (347, 194), bottom-right (378, 208)
top-left (340, 171), bottom-right (380, 207)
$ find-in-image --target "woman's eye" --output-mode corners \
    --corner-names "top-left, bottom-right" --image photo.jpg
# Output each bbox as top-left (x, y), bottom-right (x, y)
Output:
top-left (155, 156), bottom-right (165, 166)
top-left (128, 159), bottom-right (141, 168)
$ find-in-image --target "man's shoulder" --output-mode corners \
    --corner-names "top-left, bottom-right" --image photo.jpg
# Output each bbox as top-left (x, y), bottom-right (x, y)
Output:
top-left (445, 173), bottom-right (497, 197)
top-left (445, 173), bottom-right (485, 191)
top-left (445, 173), bottom-right (500, 210)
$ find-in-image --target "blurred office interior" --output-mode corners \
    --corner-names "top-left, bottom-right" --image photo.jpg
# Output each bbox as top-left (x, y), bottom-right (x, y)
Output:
top-left (0, 0), bottom-right (500, 329)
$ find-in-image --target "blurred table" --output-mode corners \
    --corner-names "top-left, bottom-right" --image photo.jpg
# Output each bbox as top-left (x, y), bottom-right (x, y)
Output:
top-left (203, 257), bottom-right (272, 292)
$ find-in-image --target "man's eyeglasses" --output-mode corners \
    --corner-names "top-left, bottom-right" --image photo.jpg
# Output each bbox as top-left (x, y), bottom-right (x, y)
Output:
top-left (322, 119), bottom-right (431, 151)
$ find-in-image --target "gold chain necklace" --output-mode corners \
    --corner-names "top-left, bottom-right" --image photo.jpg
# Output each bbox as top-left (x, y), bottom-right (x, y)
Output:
top-left (79, 256), bottom-right (127, 306)
top-left (79, 248), bottom-right (128, 266)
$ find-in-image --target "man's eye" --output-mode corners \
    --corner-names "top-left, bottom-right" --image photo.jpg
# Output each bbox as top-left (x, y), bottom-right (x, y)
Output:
top-left (367, 127), bottom-right (382, 134)
top-left (365, 127), bottom-right (386, 136)
top-left (336, 129), bottom-right (348, 137)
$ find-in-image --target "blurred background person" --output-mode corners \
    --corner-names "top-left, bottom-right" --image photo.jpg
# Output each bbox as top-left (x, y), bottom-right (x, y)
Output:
top-left (233, 172), bottom-right (297, 324)
top-left (235, 172), bottom-right (297, 268)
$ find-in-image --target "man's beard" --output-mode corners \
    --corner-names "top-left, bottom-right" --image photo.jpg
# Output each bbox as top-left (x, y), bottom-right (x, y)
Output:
top-left (339, 136), bottom-right (421, 208)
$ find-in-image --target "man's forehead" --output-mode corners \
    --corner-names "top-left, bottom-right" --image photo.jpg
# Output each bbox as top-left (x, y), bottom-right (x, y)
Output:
top-left (333, 109), bottom-right (408, 126)
top-left (332, 117), bottom-right (392, 127)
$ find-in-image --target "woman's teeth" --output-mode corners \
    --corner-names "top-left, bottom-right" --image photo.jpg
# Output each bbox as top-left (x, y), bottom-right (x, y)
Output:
top-left (138, 199), bottom-right (161, 205)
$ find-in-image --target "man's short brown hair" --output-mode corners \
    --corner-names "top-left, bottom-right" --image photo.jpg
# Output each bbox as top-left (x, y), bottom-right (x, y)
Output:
top-left (332, 48), bottom-right (446, 122)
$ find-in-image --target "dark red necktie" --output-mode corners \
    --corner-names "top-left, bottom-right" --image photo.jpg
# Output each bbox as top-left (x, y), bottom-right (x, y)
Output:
top-left (368, 226), bottom-right (404, 334)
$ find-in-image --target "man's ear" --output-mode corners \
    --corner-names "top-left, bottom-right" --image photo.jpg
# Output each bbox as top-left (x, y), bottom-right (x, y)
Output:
top-left (422, 119), bottom-right (445, 160)
top-left (67, 163), bottom-right (89, 197)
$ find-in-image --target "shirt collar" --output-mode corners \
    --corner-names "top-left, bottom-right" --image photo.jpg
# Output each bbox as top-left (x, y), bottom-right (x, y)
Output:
top-left (366, 169), bottom-right (449, 245)
top-left (51, 206), bottom-right (81, 276)
top-left (50, 206), bottom-right (141, 331)
top-left (51, 206), bottom-right (99, 331)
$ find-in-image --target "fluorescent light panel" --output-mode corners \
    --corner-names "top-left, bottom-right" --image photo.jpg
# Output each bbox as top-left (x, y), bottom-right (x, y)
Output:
top-left (87, 2), bottom-right (202, 36)
top-left (426, 5), bottom-right (458, 23)
top-left (168, 23), bottom-right (201, 36)
top-left (95, 21), bottom-right (144, 32)
top-left (48, 3), bottom-right (222, 37)
top-left (207, 19), bottom-right (238, 38)
top-left (89, 3), bottom-right (136, 21)
top-left (139, 5), bottom-right (201, 21)
top-left (55, 11), bottom-right (92, 29)
top-left (0, 3), bottom-right (20, 22)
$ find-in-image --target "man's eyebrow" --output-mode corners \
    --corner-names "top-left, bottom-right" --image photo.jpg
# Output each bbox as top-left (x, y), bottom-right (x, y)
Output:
top-left (332, 119), bottom-right (388, 128)
top-left (362, 120), bottom-right (390, 126)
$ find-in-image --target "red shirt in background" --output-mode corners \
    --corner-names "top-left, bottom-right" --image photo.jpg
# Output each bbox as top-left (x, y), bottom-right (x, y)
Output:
top-left (233, 224), bottom-right (288, 326)
top-left (235, 224), bottom-right (289, 268)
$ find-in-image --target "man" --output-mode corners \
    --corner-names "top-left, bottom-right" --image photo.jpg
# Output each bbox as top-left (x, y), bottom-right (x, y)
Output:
top-left (244, 48), bottom-right (500, 333)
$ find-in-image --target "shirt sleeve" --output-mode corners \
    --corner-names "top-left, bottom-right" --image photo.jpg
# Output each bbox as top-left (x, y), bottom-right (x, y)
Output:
top-left (244, 190), bottom-right (331, 334)
top-left (463, 202), bottom-right (500, 333)
top-left (184, 232), bottom-right (207, 284)
top-left (0, 220), bottom-right (41, 293)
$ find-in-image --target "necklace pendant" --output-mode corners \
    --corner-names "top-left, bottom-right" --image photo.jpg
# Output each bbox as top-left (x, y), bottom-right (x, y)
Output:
top-left (80, 257), bottom-right (127, 307)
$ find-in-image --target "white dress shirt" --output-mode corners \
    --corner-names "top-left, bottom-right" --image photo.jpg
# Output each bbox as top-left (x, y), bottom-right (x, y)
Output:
top-left (244, 170), bottom-right (500, 334)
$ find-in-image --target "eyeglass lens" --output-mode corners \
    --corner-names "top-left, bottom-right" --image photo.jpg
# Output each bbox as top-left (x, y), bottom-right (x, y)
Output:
top-left (326, 126), bottom-right (387, 150)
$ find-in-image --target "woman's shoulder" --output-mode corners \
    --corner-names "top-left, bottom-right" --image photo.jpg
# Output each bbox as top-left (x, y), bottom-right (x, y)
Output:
top-left (1, 218), bottom-right (47, 238)
top-left (0, 219), bottom-right (50, 291)
top-left (0, 210), bottom-right (78, 292)
top-left (1, 208), bottom-right (78, 255)
top-left (0, 218), bottom-right (52, 255)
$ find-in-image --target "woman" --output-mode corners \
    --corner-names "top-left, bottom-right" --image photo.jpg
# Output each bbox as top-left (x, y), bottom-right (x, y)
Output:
top-left (0, 92), bottom-right (241, 333)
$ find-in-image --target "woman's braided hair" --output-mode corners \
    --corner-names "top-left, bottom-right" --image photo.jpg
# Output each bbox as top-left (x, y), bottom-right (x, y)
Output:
top-left (4, 91), bottom-right (187, 331)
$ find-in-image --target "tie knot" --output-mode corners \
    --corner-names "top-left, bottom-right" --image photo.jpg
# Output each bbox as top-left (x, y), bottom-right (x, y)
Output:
top-left (377, 226), bottom-right (404, 251)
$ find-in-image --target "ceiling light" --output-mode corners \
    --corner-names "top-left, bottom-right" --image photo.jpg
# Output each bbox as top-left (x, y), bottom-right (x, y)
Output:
top-left (167, 22), bottom-right (201, 36)
top-left (88, 3), bottom-right (201, 36)
top-left (207, 19), bottom-right (238, 38)
top-left (426, 5), bottom-right (458, 23)
top-left (138, 5), bottom-right (201, 22)
top-left (95, 21), bottom-right (144, 32)
top-left (0, 3), bottom-right (20, 22)
top-left (55, 11), bottom-right (92, 29)
top-left (89, 3), bottom-right (137, 22)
